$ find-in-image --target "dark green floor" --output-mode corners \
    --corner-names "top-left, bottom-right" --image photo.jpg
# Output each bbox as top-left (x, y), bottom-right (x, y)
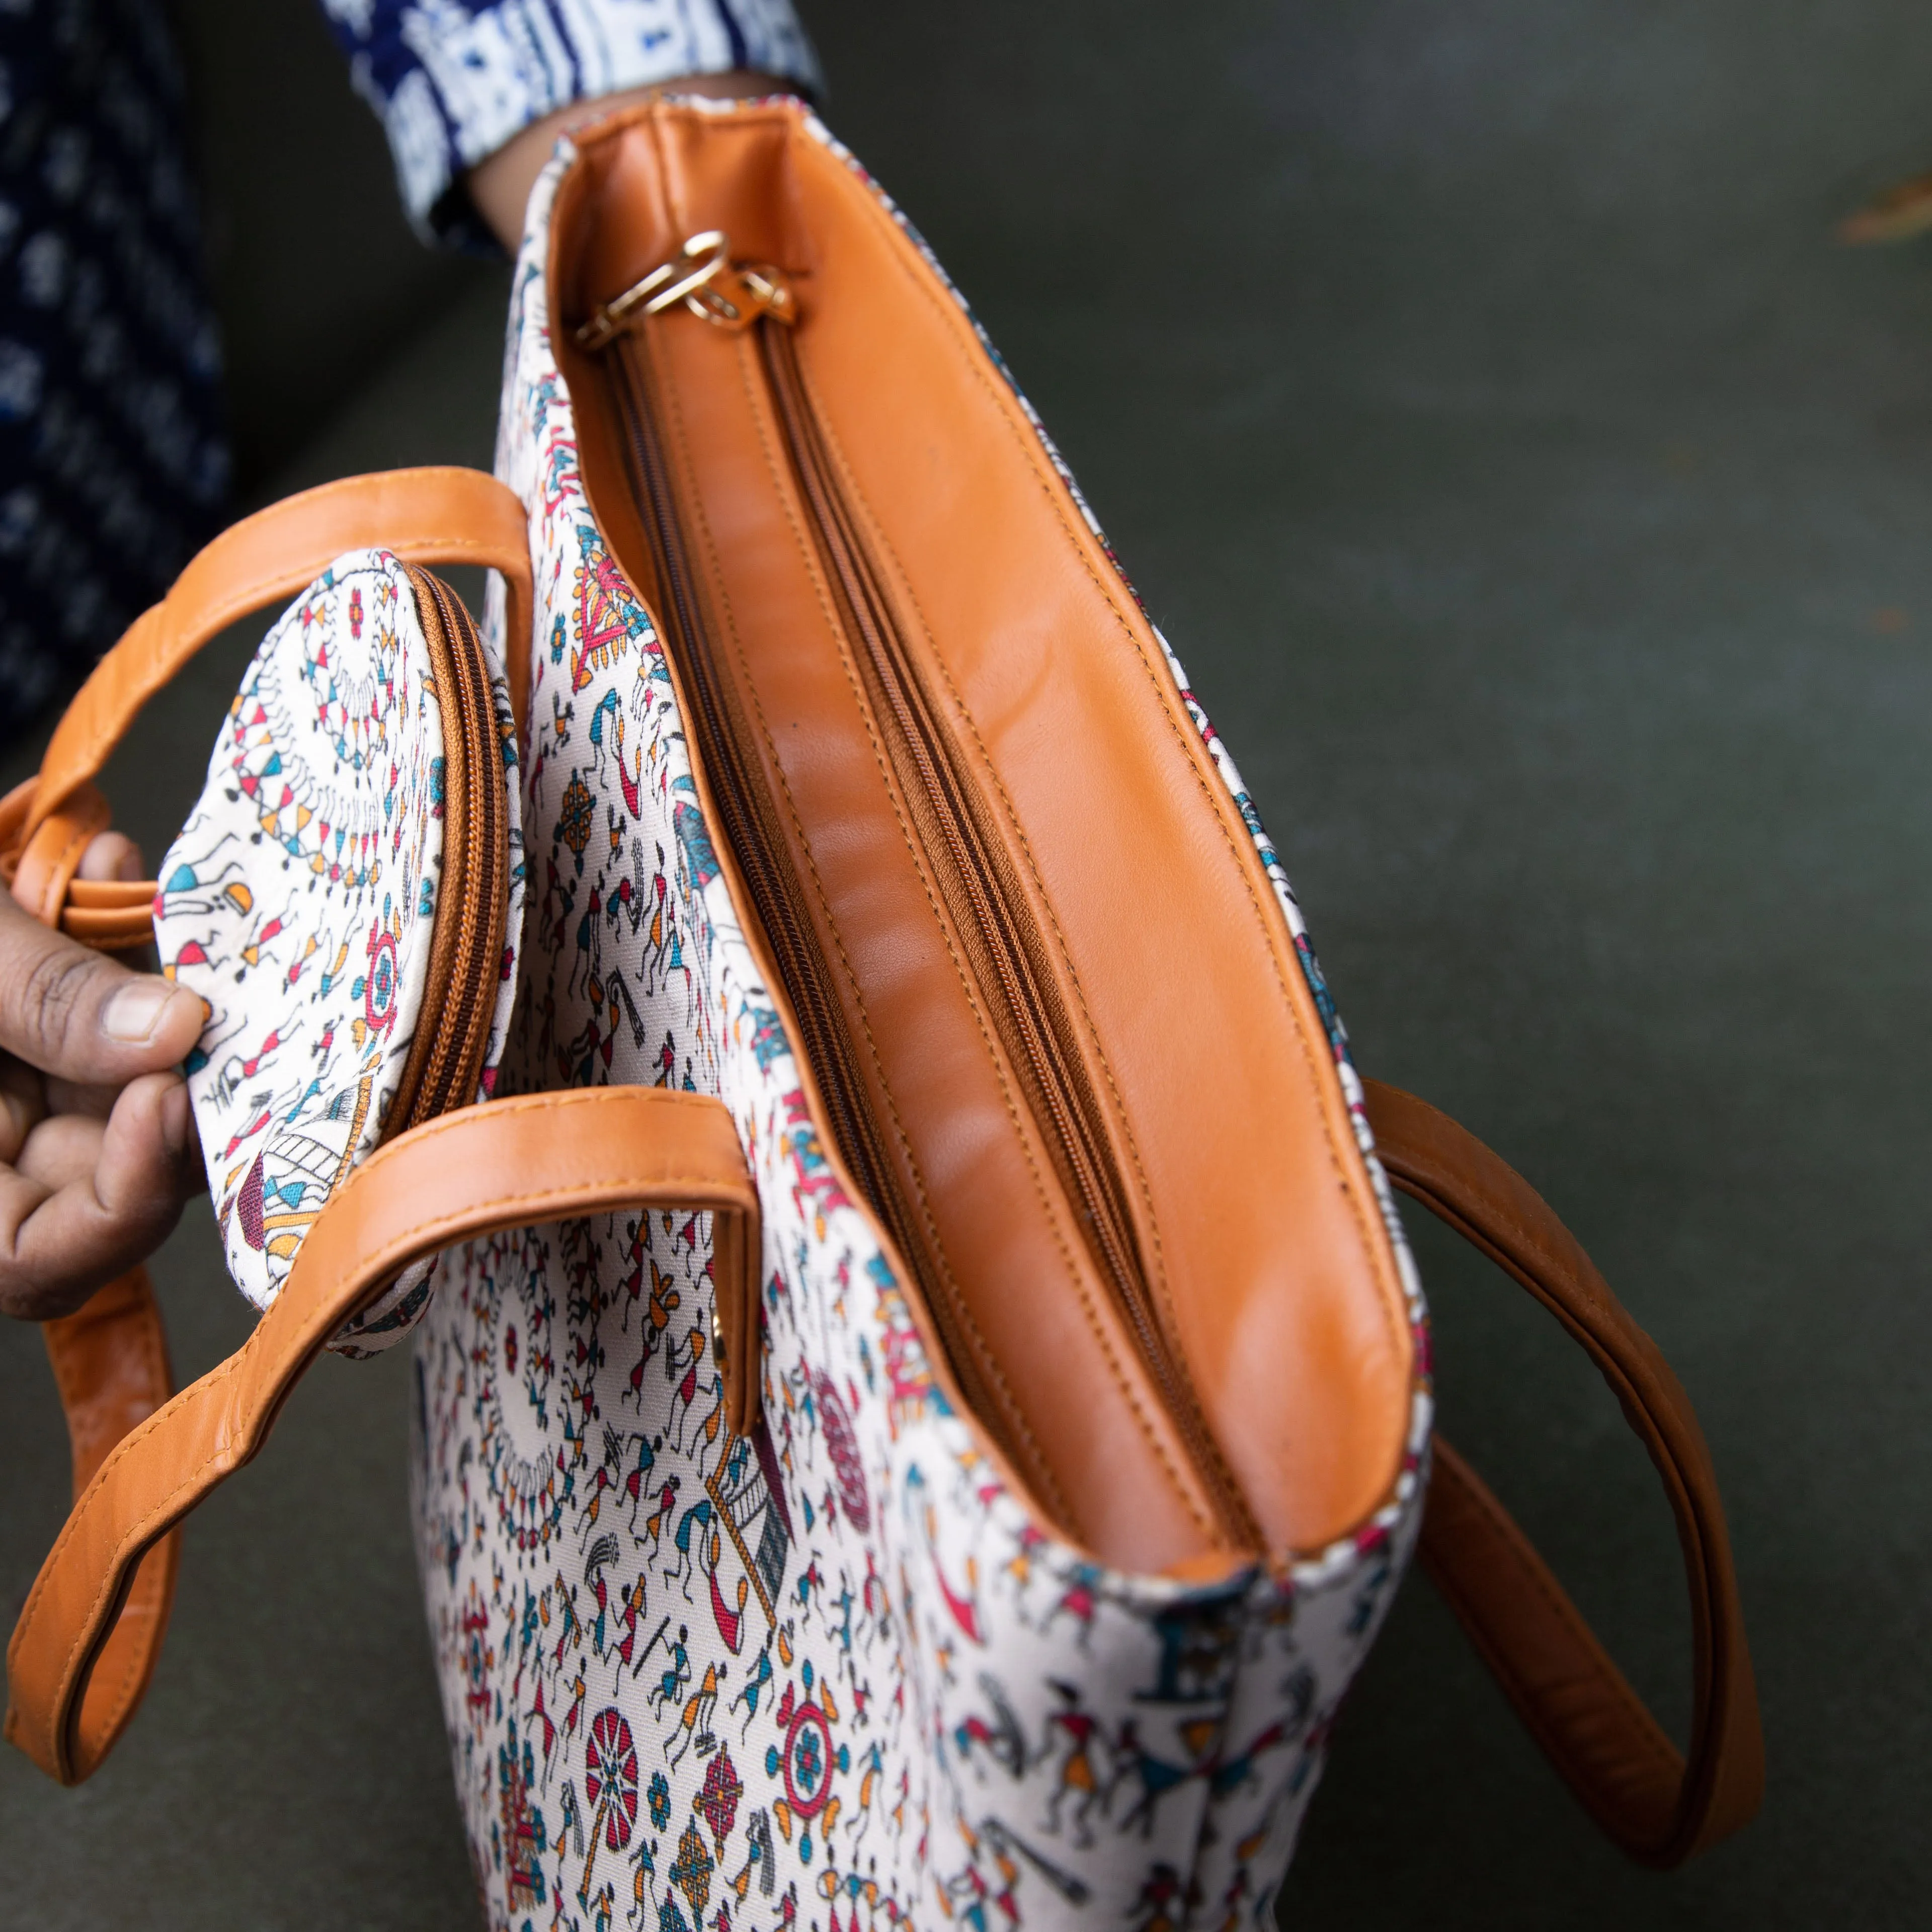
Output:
top-left (4, 1), bottom-right (1929, 1921)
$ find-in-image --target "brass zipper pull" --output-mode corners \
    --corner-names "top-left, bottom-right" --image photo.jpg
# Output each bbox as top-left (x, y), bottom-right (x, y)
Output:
top-left (576, 232), bottom-right (795, 351)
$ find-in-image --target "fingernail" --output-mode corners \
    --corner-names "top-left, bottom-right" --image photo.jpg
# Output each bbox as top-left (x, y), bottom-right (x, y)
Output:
top-left (160, 1080), bottom-right (191, 1159)
top-left (103, 980), bottom-right (184, 1044)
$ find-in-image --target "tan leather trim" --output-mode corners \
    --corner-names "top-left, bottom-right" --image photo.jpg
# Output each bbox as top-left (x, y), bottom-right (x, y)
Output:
top-left (60, 879), bottom-right (159, 953)
top-left (5, 1087), bottom-right (759, 1785)
top-left (1363, 1078), bottom-right (1764, 1865)
top-left (0, 776), bottom-right (32, 882)
top-left (11, 786), bottom-right (111, 932)
top-left (25, 468), bottom-right (532, 851)
top-left (552, 102), bottom-right (1415, 1565)
top-left (36, 1271), bottom-right (179, 1775)
top-left (7, 825), bottom-right (181, 1784)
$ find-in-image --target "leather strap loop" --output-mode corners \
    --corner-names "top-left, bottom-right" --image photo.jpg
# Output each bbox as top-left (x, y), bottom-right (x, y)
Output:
top-left (36, 1270), bottom-right (180, 1770)
top-left (9, 784), bottom-right (111, 931)
top-left (1362, 1078), bottom-right (1763, 1866)
top-left (5, 1086), bottom-right (760, 1785)
top-left (54, 879), bottom-right (157, 954)
top-left (24, 466), bottom-right (532, 853)
top-left (7, 789), bottom-right (184, 1778)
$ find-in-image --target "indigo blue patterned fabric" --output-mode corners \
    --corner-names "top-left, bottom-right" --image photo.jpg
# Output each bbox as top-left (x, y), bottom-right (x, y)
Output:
top-left (316, 1), bottom-right (821, 247)
top-left (0, 0), bottom-right (228, 738)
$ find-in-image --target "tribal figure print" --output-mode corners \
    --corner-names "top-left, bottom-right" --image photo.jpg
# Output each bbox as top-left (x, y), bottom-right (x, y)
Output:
top-left (157, 549), bottom-right (525, 1348)
top-left (409, 105), bottom-right (1430, 1932)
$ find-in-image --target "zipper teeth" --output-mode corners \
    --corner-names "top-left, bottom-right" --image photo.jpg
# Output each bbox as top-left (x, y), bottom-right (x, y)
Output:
top-left (389, 568), bottom-right (506, 1135)
top-left (609, 333), bottom-right (1011, 1436)
top-left (759, 325), bottom-right (1137, 1278)
top-left (757, 323), bottom-right (1257, 1546)
top-left (605, 309), bottom-right (1254, 1548)
top-left (418, 573), bottom-right (504, 1117)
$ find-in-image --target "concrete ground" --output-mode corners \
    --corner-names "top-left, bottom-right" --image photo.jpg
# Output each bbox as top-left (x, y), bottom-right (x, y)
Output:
top-left (4, 1), bottom-right (1929, 1922)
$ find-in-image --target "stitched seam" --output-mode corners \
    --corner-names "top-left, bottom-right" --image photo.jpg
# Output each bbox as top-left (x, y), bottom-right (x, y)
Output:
top-left (93, 1547), bottom-right (160, 1752)
top-left (655, 329), bottom-right (1093, 1535)
top-left (729, 330), bottom-right (1212, 1538)
top-left (28, 806), bottom-right (104, 926)
top-left (727, 336), bottom-right (1186, 1531)
top-left (794, 379), bottom-right (1245, 1533)
top-left (1393, 1173), bottom-right (1700, 1541)
top-left (793, 376), bottom-right (1255, 1503)
top-left (94, 1298), bottom-right (177, 1742)
top-left (820, 151), bottom-right (1407, 1397)
top-left (1401, 1160), bottom-right (1616, 1320)
top-left (1389, 1173), bottom-right (1646, 1388)
top-left (1434, 1469), bottom-right (1681, 1781)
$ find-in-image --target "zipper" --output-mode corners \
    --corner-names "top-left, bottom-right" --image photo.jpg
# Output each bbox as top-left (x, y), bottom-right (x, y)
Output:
top-left (387, 568), bottom-right (509, 1138)
top-left (584, 242), bottom-right (1257, 1546)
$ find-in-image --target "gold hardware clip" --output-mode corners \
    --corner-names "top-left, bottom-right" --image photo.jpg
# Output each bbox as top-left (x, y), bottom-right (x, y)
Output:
top-left (575, 232), bottom-right (795, 350)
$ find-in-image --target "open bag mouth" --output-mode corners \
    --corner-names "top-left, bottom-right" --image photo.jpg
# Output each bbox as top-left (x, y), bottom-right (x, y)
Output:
top-left (548, 98), bottom-right (1420, 1576)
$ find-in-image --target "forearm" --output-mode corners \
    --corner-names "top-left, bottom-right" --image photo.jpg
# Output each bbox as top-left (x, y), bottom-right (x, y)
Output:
top-left (466, 70), bottom-right (781, 254)
top-left (316, 1), bottom-right (821, 251)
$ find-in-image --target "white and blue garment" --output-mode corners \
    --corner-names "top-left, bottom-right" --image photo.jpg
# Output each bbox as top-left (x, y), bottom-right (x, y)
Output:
top-left (316, 1), bottom-right (823, 245)
top-left (0, 0), bottom-right (229, 734)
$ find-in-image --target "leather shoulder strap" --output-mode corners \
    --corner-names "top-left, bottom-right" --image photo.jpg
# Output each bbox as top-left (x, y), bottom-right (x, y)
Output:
top-left (1361, 1078), bottom-right (1763, 1866)
top-left (36, 1269), bottom-right (180, 1780)
top-left (6, 1086), bottom-right (760, 1786)
top-left (3, 780), bottom-right (184, 1774)
top-left (25, 466), bottom-right (531, 851)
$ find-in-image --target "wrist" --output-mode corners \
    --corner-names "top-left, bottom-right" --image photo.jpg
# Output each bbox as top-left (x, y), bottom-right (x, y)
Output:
top-left (466, 71), bottom-right (785, 254)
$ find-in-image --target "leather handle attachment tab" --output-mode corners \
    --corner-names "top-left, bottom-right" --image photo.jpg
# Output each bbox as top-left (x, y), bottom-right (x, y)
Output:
top-left (3, 782), bottom-right (184, 1776)
top-left (13, 466), bottom-right (532, 922)
top-left (1361, 1078), bottom-right (1762, 1866)
top-left (5, 1086), bottom-right (760, 1786)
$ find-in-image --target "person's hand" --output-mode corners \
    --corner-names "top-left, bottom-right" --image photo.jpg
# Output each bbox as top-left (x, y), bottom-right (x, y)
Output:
top-left (1, 834), bottom-right (205, 1321)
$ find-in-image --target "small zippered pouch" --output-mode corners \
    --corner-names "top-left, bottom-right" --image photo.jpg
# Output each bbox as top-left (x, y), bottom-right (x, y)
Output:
top-left (155, 548), bottom-right (524, 1349)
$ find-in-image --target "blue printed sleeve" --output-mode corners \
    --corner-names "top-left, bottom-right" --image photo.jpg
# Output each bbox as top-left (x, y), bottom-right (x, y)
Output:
top-left (316, 1), bottom-right (822, 247)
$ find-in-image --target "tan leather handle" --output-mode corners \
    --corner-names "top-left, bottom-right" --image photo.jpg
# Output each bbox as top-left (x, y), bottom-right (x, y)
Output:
top-left (3, 786), bottom-right (186, 1764)
top-left (1361, 1078), bottom-right (1763, 1866)
top-left (6, 467), bottom-right (532, 935)
top-left (5, 1086), bottom-right (760, 1786)
top-left (34, 1269), bottom-right (181, 1777)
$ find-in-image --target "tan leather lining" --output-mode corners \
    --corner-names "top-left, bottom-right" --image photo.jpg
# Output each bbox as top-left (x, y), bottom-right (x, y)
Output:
top-left (554, 102), bottom-right (1413, 1566)
top-left (655, 312), bottom-right (1195, 1549)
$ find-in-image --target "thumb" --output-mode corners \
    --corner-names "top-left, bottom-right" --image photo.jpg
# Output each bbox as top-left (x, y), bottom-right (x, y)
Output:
top-left (0, 889), bottom-right (205, 1086)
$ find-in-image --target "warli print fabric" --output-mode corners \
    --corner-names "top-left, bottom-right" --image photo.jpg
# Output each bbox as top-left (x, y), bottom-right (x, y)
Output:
top-left (157, 548), bottom-right (524, 1349)
top-left (409, 107), bottom-right (1432, 1932)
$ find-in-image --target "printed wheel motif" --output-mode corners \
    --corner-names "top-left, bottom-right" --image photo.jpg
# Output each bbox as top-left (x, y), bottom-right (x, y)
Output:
top-left (362, 921), bottom-right (399, 1037)
top-left (781, 1701), bottom-right (834, 1820)
top-left (585, 1707), bottom-right (640, 1850)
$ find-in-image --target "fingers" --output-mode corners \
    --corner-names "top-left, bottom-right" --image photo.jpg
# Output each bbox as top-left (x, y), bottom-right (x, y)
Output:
top-left (0, 1055), bottom-right (46, 1160)
top-left (0, 887), bottom-right (203, 1088)
top-left (76, 831), bottom-right (144, 883)
top-left (0, 1071), bottom-right (199, 1320)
